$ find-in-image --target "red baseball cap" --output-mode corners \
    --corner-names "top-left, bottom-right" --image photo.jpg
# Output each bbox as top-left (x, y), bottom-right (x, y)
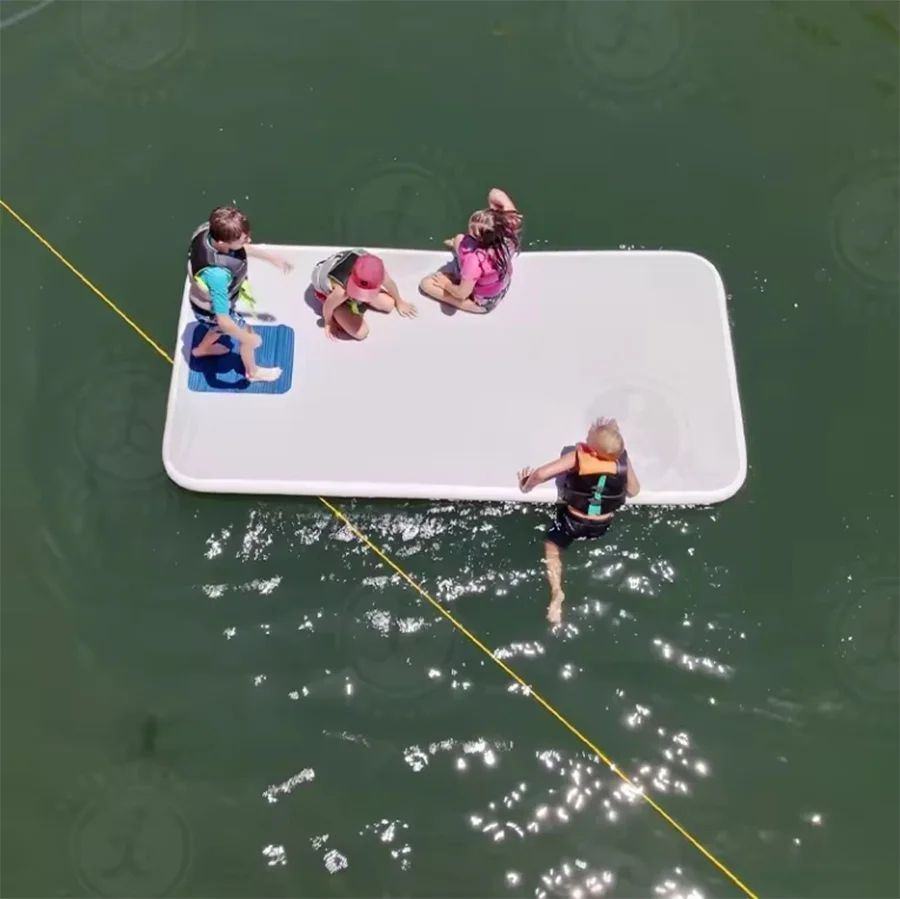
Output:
top-left (346, 254), bottom-right (385, 304)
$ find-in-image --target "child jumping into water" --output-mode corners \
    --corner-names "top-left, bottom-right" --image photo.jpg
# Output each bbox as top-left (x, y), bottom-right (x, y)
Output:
top-left (419, 188), bottom-right (522, 314)
top-left (311, 248), bottom-right (417, 341)
top-left (518, 419), bottom-right (640, 625)
top-left (188, 205), bottom-right (293, 383)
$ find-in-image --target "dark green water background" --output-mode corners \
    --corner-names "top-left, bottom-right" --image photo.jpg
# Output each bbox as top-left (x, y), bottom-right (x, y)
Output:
top-left (2, 2), bottom-right (898, 897)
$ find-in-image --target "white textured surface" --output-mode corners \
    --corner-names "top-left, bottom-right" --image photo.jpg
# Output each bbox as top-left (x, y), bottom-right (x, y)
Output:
top-left (162, 247), bottom-right (746, 505)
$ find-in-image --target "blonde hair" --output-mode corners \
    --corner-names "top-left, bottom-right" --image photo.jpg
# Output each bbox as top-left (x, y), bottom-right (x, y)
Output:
top-left (586, 418), bottom-right (624, 459)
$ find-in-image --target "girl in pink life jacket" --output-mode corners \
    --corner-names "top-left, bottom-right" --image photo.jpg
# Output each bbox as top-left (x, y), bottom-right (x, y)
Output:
top-left (419, 188), bottom-right (523, 314)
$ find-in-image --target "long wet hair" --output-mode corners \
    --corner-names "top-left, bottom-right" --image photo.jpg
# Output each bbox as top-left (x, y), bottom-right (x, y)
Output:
top-left (467, 207), bottom-right (523, 282)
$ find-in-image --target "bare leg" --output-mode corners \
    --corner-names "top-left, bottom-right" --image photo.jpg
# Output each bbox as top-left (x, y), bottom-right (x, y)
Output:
top-left (419, 272), bottom-right (486, 314)
top-left (192, 328), bottom-right (229, 357)
top-left (543, 540), bottom-right (565, 624)
top-left (239, 326), bottom-right (282, 382)
top-left (332, 304), bottom-right (369, 340)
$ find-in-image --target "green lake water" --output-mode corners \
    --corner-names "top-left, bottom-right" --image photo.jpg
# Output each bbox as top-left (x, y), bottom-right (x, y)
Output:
top-left (1, 2), bottom-right (898, 897)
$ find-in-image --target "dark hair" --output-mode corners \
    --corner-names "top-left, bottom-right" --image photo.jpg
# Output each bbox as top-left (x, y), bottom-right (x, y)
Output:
top-left (469, 208), bottom-right (522, 282)
top-left (208, 206), bottom-right (250, 242)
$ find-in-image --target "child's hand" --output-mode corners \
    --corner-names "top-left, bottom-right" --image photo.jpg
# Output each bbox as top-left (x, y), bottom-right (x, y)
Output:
top-left (248, 244), bottom-right (294, 272)
top-left (396, 298), bottom-right (417, 318)
top-left (517, 467), bottom-right (535, 493)
top-left (324, 317), bottom-right (338, 341)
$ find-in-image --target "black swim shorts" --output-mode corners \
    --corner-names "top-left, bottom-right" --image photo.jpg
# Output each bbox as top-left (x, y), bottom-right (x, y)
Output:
top-left (545, 505), bottom-right (611, 550)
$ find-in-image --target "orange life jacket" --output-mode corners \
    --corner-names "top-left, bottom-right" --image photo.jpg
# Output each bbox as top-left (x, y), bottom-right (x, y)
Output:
top-left (562, 444), bottom-right (629, 517)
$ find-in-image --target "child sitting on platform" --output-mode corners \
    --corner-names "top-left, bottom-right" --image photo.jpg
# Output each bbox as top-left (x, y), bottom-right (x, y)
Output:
top-left (419, 188), bottom-right (522, 314)
top-left (311, 249), bottom-right (417, 341)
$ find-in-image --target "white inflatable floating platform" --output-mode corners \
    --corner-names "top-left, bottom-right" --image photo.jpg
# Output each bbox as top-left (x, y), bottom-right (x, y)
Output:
top-left (162, 247), bottom-right (746, 506)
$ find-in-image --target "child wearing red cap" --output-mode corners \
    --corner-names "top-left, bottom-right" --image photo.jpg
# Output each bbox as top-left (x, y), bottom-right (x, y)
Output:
top-left (311, 249), bottom-right (416, 340)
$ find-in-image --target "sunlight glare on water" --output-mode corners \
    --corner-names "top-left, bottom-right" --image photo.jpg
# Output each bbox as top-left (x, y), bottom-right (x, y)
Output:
top-left (189, 500), bottom-right (750, 898)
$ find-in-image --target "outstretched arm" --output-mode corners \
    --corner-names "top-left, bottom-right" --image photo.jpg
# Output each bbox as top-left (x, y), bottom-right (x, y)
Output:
top-left (245, 243), bottom-right (293, 273)
top-left (382, 274), bottom-right (401, 302)
top-left (382, 272), bottom-right (417, 317)
top-left (518, 452), bottom-right (577, 493)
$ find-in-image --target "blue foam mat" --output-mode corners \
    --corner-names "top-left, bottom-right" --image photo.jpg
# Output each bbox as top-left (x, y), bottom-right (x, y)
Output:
top-left (187, 324), bottom-right (295, 394)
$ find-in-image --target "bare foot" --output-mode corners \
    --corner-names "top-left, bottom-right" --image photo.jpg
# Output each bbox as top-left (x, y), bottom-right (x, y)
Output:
top-left (246, 366), bottom-right (282, 383)
top-left (192, 343), bottom-right (229, 358)
top-left (547, 592), bottom-right (564, 625)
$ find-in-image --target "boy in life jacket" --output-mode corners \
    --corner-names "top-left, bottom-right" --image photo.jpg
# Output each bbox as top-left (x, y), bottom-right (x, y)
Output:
top-left (188, 205), bottom-right (293, 383)
top-left (311, 249), bottom-right (416, 341)
top-left (518, 419), bottom-right (641, 625)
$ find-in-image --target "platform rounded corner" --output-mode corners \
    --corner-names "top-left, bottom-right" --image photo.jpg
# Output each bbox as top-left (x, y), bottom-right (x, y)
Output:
top-left (693, 454), bottom-right (748, 506)
top-left (162, 445), bottom-right (203, 494)
top-left (719, 453), bottom-right (749, 503)
top-left (675, 249), bottom-right (728, 289)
